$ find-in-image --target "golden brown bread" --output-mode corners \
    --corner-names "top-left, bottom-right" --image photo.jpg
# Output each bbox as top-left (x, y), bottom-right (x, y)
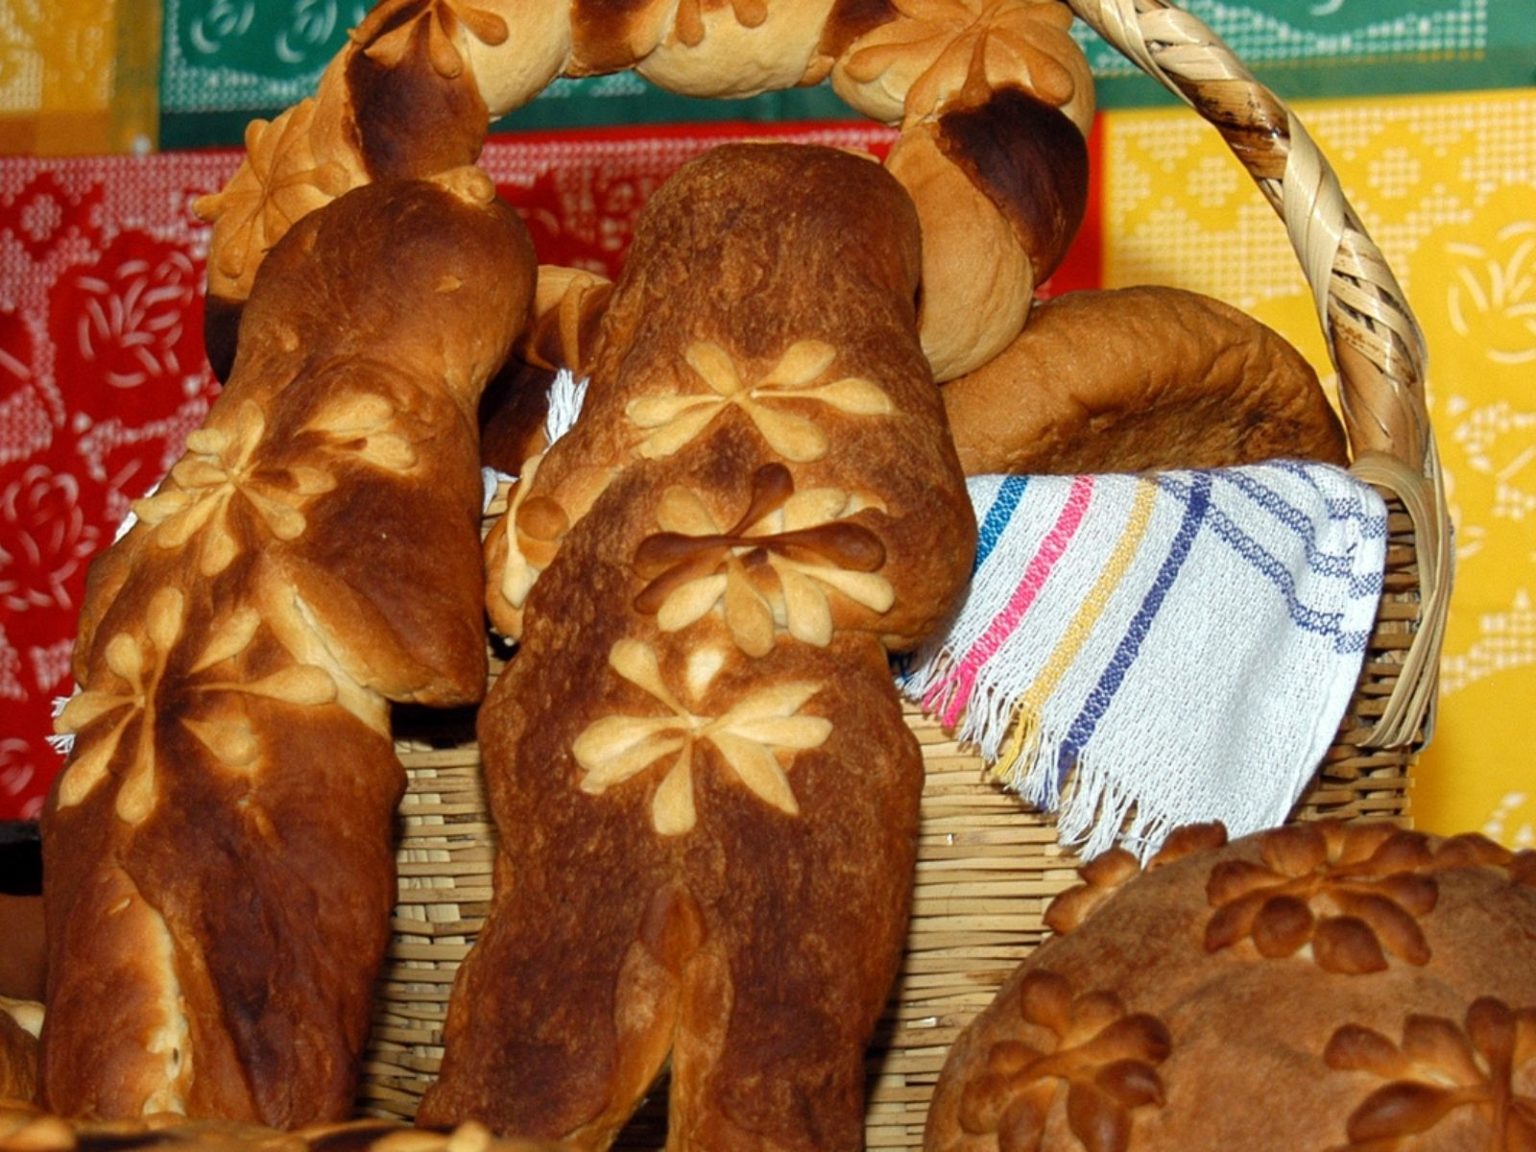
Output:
top-left (0, 1103), bottom-right (570, 1152)
top-left (477, 267), bottom-right (616, 476)
top-left (925, 821), bottom-right (1536, 1152)
top-left (41, 171), bottom-right (535, 1127)
top-left (420, 142), bottom-right (976, 1149)
top-left (0, 999), bottom-right (39, 1106)
top-left (0, 898), bottom-right (44, 1004)
top-left (940, 286), bottom-right (1351, 475)
top-left (195, 0), bottom-right (1096, 383)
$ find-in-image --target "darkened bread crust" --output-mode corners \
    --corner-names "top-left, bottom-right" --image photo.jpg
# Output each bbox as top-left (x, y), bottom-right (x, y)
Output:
top-left (0, 897), bottom-right (44, 1003)
top-left (425, 143), bottom-right (975, 1150)
top-left (42, 173), bottom-right (536, 1127)
top-left (941, 286), bottom-right (1350, 475)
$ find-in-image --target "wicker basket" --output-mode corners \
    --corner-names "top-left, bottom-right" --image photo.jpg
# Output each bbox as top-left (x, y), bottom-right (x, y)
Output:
top-left (362, 0), bottom-right (1451, 1143)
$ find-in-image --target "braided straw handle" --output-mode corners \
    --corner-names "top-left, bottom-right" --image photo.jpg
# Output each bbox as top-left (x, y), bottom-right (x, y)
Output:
top-left (1068, 0), bottom-right (1448, 749)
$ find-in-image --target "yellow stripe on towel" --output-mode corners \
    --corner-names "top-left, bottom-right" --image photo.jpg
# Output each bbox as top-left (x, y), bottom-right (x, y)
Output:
top-left (999, 477), bottom-right (1159, 781)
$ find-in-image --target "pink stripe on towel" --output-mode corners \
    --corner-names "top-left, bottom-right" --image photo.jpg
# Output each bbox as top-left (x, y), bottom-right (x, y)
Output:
top-left (930, 474), bottom-right (1095, 726)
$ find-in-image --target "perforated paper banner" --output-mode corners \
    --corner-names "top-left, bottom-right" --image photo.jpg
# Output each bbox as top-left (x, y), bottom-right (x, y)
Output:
top-left (1079, 0), bottom-right (1536, 106)
top-left (157, 0), bottom-right (1536, 148)
top-left (0, 0), bottom-right (159, 156)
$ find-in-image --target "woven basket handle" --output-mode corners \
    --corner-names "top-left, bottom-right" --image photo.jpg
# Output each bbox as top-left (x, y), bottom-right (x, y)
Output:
top-left (1066, 0), bottom-right (1449, 749)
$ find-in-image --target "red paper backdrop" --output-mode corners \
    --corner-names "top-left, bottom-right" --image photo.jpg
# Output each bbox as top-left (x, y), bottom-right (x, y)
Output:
top-left (0, 120), bottom-right (1102, 821)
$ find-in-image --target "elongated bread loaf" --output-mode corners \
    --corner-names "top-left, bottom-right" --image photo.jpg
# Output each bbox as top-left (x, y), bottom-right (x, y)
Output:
top-left (421, 142), bottom-right (976, 1150)
top-left (0, 1101), bottom-right (571, 1152)
top-left (42, 171), bottom-right (535, 1127)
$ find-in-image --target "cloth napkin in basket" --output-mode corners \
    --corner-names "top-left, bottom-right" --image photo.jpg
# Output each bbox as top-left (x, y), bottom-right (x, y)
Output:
top-left (901, 462), bottom-right (1389, 860)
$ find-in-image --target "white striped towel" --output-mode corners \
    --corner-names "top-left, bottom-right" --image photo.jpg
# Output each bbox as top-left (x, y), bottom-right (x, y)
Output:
top-left (899, 461), bottom-right (1389, 860)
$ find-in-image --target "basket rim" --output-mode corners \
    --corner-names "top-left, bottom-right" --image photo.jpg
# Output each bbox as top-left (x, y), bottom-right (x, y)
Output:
top-left (1065, 0), bottom-right (1448, 750)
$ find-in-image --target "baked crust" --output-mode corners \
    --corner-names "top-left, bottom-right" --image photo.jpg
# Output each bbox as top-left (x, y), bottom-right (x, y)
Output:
top-left (926, 822), bottom-right (1536, 1152)
top-left (195, 1), bottom-right (1096, 384)
top-left (425, 143), bottom-right (975, 1150)
top-left (41, 173), bottom-right (535, 1127)
top-left (941, 286), bottom-right (1350, 475)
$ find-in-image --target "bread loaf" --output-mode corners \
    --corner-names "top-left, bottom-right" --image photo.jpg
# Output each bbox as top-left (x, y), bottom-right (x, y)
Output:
top-left (0, 897), bottom-right (44, 1003)
top-left (926, 821), bottom-right (1536, 1152)
top-left (940, 286), bottom-right (1351, 475)
top-left (0, 1102), bottom-right (570, 1152)
top-left (42, 171), bottom-right (536, 1127)
top-left (478, 267), bottom-right (616, 476)
top-left (0, 998), bottom-right (40, 1105)
top-left (195, 0), bottom-right (1095, 384)
top-left (420, 142), bottom-right (976, 1149)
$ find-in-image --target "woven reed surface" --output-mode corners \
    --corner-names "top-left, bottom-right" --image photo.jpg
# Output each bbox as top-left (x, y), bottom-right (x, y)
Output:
top-left (361, 499), bottom-right (1419, 1137)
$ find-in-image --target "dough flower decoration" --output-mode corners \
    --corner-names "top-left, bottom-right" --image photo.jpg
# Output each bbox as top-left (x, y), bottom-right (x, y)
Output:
top-left (53, 588), bottom-right (337, 824)
top-left (627, 339), bottom-right (892, 463)
top-left (304, 390), bottom-right (419, 473)
top-left (673, 0), bottom-right (768, 47)
top-left (352, 0), bottom-right (511, 79)
top-left (1324, 997), bottom-right (1536, 1150)
top-left (957, 969), bottom-right (1171, 1152)
top-left (838, 0), bottom-right (1086, 125)
top-left (1043, 824), bottom-right (1232, 937)
top-left (572, 638), bottom-right (832, 836)
top-left (193, 101), bottom-right (355, 299)
top-left (1203, 822), bottom-right (1439, 974)
top-left (133, 400), bottom-right (337, 577)
top-left (1429, 829), bottom-right (1536, 881)
top-left (632, 462), bottom-right (893, 656)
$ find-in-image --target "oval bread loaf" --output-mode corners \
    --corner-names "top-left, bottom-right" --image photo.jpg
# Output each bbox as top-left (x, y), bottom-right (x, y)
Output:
top-left (940, 286), bottom-right (1351, 476)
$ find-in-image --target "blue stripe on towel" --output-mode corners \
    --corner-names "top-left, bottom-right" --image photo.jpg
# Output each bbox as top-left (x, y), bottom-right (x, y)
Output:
top-left (974, 474), bottom-right (1030, 573)
top-left (1217, 470), bottom-right (1356, 578)
top-left (1057, 471), bottom-right (1212, 781)
top-left (1157, 474), bottom-right (1371, 653)
top-left (1274, 461), bottom-right (1388, 539)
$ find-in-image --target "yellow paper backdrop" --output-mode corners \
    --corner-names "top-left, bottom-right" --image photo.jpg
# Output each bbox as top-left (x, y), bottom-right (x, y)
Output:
top-left (1102, 88), bottom-right (1536, 849)
top-left (0, 0), bottom-right (159, 155)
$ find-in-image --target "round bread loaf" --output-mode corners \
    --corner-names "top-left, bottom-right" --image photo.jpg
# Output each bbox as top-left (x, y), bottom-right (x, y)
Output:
top-left (940, 286), bottom-right (1351, 475)
top-left (925, 821), bottom-right (1536, 1152)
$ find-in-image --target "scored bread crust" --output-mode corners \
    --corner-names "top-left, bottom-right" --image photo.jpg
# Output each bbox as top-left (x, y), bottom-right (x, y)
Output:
top-left (940, 286), bottom-right (1351, 475)
top-left (41, 172), bottom-right (536, 1127)
top-left (925, 822), bottom-right (1536, 1152)
top-left (421, 142), bottom-right (976, 1149)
